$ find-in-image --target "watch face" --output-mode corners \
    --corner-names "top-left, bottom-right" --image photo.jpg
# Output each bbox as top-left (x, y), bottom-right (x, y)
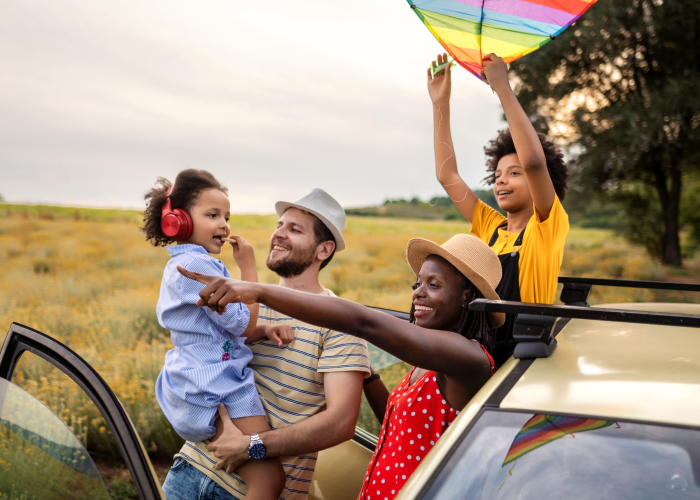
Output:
top-left (250, 443), bottom-right (266, 460)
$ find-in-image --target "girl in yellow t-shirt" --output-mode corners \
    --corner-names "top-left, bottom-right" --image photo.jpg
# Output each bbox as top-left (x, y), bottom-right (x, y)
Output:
top-left (426, 53), bottom-right (570, 368)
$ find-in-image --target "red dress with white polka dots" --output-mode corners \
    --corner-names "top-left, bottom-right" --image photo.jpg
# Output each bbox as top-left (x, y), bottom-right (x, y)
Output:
top-left (358, 343), bottom-right (494, 500)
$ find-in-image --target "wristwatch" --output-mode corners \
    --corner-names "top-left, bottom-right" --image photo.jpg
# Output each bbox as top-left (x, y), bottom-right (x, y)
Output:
top-left (248, 433), bottom-right (267, 460)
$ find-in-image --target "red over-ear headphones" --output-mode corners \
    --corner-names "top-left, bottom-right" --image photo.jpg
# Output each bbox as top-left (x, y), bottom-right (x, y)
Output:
top-left (161, 185), bottom-right (193, 241)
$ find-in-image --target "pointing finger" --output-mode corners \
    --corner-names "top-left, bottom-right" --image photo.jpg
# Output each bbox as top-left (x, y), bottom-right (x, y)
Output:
top-left (177, 265), bottom-right (216, 285)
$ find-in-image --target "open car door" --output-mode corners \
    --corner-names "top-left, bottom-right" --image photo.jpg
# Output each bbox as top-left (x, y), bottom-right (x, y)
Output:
top-left (0, 322), bottom-right (165, 499)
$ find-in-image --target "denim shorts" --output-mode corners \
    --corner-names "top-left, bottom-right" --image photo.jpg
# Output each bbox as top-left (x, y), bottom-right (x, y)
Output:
top-left (162, 458), bottom-right (241, 500)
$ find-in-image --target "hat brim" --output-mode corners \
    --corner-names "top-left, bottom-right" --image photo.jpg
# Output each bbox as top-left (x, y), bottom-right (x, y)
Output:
top-left (275, 201), bottom-right (346, 252)
top-left (406, 238), bottom-right (505, 328)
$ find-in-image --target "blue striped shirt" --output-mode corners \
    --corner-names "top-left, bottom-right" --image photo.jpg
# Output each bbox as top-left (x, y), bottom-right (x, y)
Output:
top-left (155, 244), bottom-right (264, 442)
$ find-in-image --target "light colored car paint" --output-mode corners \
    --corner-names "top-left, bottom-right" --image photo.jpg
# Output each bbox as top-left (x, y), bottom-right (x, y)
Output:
top-left (391, 302), bottom-right (700, 500)
top-left (501, 303), bottom-right (700, 428)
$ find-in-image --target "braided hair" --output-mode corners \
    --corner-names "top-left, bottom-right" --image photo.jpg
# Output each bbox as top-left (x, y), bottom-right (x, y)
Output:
top-left (409, 279), bottom-right (494, 355)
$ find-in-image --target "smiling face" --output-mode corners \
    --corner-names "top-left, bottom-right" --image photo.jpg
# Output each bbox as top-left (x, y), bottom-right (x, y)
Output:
top-left (493, 153), bottom-right (534, 213)
top-left (412, 256), bottom-right (469, 332)
top-left (266, 207), bottom-right (332, 278)
top-left (182, 188), bottom-right (230, 254)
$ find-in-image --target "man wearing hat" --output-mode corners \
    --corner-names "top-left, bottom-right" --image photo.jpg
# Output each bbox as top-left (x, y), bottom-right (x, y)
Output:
top-left (177, 231), bottom-right (505, 500)
top-left (162, 188), bottom-right (371, 500)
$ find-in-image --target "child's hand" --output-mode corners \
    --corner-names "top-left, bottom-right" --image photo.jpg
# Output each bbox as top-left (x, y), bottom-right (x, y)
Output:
top-left (264, 324), bottom-right (294, 347)
top-left (481, 54), bottom-right (510, 93)
top-left (427, 53), bottom-right (452, 107)
top-left (230, 235), bottom-right (256, 270)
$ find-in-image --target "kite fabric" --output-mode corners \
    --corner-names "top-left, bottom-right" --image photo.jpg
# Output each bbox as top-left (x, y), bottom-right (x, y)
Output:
top-left (503, 414), bottom-right (615, 465)
top-left (409, 0), bottom-right (598, 79)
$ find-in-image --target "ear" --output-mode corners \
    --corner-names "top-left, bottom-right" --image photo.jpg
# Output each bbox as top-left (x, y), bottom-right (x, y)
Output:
top-left (315, 240), bottom-right (336, 261)
top-left (460, 288), bottom-right (469, 306)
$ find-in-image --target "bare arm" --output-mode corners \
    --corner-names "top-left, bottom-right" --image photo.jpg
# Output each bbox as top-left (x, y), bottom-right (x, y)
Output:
top-left (207, 370), bottom-right (363, 472)
top-left (261, 370), bottom-right (363, 456)
top-left (232, 235), bottom-right (259, 337)
top-left (177, 268), bottom-right (491, 380)
top-left (427, 53), bottom-right (479, 222)
top-left (243, 323), bottom-right (295, 346)
top-left (363, 369), bottom-right (390, 423)
top-left (482, 54), bottom-right (556, 220)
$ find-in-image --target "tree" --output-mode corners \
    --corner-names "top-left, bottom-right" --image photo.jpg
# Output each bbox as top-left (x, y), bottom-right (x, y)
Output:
top-left (510, 0), bottom-right (700, 265)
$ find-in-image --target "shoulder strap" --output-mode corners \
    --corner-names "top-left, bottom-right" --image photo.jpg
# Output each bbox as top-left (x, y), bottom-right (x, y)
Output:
top-left (488, 222), bottom-right (508, 247)
top-left (514, 226), bottom-right (527, 246)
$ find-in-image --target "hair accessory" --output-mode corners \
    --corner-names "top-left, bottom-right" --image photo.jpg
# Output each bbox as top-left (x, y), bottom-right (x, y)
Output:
top-left (406, 234), bottom-right (504, 327)
top-left (161, 183), bottom-right (193, 241)
top-left (274, 188), bottom-right (347, 252)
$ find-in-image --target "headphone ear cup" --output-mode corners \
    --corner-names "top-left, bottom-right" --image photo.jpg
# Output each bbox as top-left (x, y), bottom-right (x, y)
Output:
top-left (161, 210), bottom-right (192, 241)
top-left (173, 208), bottom-right (193, 240)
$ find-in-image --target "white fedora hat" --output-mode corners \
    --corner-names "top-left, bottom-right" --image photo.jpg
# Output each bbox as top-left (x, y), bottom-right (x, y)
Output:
top-left (275, 188), bottom-right (347, 252)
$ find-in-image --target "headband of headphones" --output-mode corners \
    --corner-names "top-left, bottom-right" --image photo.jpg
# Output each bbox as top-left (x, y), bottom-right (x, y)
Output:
top-left (161, 184), bottom-right (193, 241)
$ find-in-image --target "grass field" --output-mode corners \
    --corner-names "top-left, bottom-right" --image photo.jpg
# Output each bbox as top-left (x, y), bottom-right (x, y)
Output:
top-left (1, 203), bottom-right (697, 461)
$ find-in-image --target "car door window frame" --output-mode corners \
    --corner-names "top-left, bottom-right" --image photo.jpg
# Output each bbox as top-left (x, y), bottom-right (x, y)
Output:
top-left (0, 322), bottom-right (164, 500)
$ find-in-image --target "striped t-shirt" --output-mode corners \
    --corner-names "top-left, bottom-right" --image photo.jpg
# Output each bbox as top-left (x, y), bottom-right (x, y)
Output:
top-left (176, 288), bottom-right (371, 500)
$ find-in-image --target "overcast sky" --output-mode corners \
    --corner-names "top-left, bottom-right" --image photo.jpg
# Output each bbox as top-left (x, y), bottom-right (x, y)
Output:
top-left (0, 0), bottom-right (504, 213)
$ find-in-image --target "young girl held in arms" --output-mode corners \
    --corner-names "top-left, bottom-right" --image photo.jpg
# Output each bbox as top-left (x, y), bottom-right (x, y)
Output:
top-left (141, 169), bottom-right (288, 500)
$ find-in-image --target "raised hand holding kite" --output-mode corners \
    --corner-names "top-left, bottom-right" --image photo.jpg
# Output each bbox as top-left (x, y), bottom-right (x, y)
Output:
top-left (410, 0), bottom-right (598, 79)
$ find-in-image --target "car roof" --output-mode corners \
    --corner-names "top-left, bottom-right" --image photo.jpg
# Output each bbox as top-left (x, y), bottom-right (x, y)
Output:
top-left (500, 302), bottom-right (700, 428)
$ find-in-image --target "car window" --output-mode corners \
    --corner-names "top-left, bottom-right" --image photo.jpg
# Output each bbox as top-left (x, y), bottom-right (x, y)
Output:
top-left (0, 377), bottom-right (110, 499)
top-left (422, 410), bottom-right (700, 500)
top-left (10, 349), bottom-right (151, 498)
top-left (356, 344), bottom-right (411, 437)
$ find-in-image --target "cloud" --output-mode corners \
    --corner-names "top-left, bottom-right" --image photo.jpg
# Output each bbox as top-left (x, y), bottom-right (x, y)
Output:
top-left (0, 0), bottom-right (504, 212)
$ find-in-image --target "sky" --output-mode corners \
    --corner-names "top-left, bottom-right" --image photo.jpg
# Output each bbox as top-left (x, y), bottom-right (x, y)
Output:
top-left (0, 0), bottom-right (504, 213)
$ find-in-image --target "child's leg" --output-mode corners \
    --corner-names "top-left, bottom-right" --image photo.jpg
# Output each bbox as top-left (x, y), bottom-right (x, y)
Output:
top-left (232, 415), bottom-right (285, 500)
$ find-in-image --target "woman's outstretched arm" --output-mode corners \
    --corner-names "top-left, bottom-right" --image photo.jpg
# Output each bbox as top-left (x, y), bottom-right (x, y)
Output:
top-left (177, 266), bottom-right (491, 380)
top-left (428, 53), bottom-right (479, 222)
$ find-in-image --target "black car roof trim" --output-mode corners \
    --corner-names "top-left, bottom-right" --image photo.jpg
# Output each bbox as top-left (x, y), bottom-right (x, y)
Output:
top-left (559, 276), bottom-right (700, 292)
top-left (470, 299), bottom-right (700, 328)
top-left (483, 358), bottom-right (534, 408)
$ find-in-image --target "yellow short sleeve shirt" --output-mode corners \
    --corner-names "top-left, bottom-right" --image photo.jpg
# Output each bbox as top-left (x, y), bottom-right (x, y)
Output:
top-left (470, 195), bottom-right (570, 304)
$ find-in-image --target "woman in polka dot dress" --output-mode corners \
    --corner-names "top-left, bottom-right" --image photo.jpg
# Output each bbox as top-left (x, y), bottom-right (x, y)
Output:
top-left (179, 234), bottom-right (503, 500)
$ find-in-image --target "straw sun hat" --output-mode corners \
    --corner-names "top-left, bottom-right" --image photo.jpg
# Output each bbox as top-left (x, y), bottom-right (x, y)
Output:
top-left (406, 234), bottom-right (505, 328)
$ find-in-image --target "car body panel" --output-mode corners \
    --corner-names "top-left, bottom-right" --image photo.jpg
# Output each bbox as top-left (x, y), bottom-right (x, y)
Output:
top-left (309, 439), bottom-right (374, 500)
top-left (501, 303), bottom-right (700, 428)
top-left (394, 356), bottom-right (523, 500)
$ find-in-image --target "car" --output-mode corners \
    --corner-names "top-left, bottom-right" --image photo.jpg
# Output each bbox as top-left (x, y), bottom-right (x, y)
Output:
top-left (310, 277), bottom-right (700, 500)
top-left (2, 276), bottom-right (700, 499)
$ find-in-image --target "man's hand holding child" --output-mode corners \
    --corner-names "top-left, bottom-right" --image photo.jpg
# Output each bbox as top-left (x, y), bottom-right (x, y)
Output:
top-left (209, 403), bottom-right (255, 473)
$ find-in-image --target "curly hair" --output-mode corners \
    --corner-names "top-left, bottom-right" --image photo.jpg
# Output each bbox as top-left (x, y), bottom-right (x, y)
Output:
top-left (140, 169), bottom-right (228, 247)
top-left (483, 128), bottom-right (569, 201)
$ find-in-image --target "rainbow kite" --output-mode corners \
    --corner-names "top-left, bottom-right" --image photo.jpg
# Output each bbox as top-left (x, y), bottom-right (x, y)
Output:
top-left (409, 0), bottom-right (599, 79)
top-left (503, 414), bottom-right (615, 465)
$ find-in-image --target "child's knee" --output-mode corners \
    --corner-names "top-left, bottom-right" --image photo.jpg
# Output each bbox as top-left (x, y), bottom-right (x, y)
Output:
top-left (252, 461), bottom-right (285, 492)
top-left (270, 462), bottom-right (286, 492)
top-left (239, 460), bottom-right (285, 499)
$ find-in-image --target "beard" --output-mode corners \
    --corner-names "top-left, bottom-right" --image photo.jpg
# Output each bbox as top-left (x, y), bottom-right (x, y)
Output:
top-left (266, 242), bottom-right (316, 278)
